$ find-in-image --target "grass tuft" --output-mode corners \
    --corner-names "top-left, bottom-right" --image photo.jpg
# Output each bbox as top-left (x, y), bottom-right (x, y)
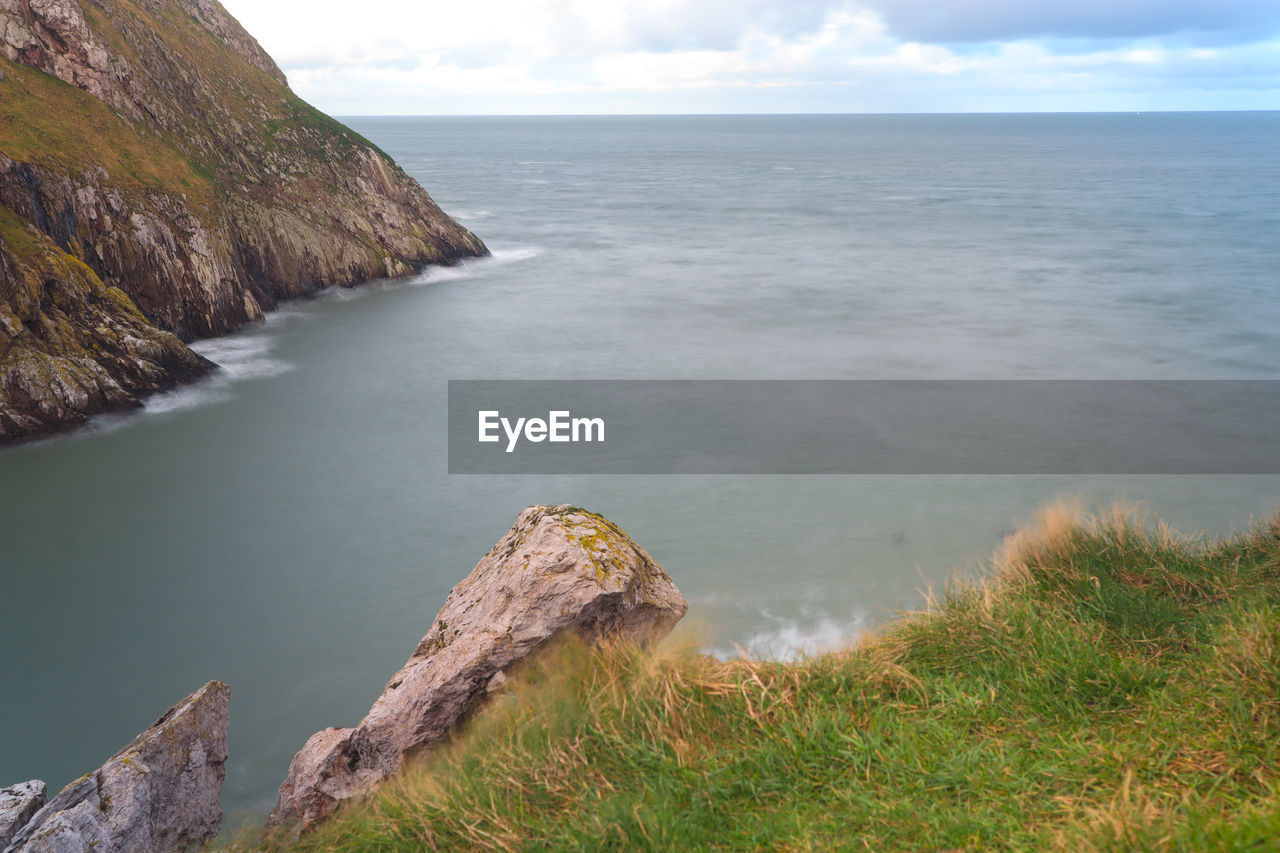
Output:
top-left (231, 505), bottom-right (1280, 851)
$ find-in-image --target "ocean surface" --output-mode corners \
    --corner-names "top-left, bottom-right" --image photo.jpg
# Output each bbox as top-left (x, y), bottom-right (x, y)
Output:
top-left (2, 113), bottom-right (1279, 821)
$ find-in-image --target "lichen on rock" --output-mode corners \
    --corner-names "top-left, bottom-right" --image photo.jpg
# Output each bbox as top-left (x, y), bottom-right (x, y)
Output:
top-left (4, 681), bottom-right (229, 853)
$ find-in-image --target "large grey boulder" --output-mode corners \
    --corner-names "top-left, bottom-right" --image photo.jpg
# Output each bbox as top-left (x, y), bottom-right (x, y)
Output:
top-left (0, 782), bottom-right (45, 849)
top-left (5, 681), bottom-right (229, 853)
top-left (270, 504), bottom-right (688, 833)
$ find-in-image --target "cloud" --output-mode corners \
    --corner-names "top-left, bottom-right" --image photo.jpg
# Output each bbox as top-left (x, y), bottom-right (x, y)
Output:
top-left (230, 0), bottom-right (845, 68)
top-left (219, 0), bottom-right (1280, 114)
top-left (589, 0), bottom-right (839, 52)
top-left (855, 0), bottom-right (1280, 44)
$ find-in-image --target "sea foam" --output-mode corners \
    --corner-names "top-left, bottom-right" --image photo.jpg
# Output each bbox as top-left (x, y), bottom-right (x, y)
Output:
top-left (139, 335), bottom-right (293, 415)
top-left (711, 609), bottom-right (867, 662)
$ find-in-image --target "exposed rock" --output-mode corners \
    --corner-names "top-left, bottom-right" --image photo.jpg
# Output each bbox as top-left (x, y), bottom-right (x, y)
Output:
top-left (0, 0), bottom-right (487, 441)
top-left (0, 781), bottom-right (45, 849)
top-left (0, 212), bottom-right (214, 440)
top-left (6, 681), bottom-right (229, 853)
top-left (270, 505), bottom-right (688, 833)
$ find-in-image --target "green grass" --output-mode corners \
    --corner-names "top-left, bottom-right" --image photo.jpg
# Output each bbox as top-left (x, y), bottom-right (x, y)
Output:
top-left (0, 1), bottom-right (385, 216)
top-left (0, 202), bottom-right (45, 261)
top-left (236, 504), bottom-right (1280, 852)
top-left (0, 55), bottom-right (215, 213)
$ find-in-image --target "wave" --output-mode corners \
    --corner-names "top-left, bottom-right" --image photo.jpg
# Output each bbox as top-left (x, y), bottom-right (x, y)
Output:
top-left (136, 336), bottom-right (292, 416)
top-left (309, 247), bottom-right (541, 296)
top-left (710, 610), bottom-right (867, 662)
top-left (409, 245), bottom-right (541, 286)
top-left (451, 209), bottom-right (494, 221)
top-left (191, 337), bottom-right (281, 370)
top-left (138, 383), bottom-right (234, 415)
top-left (84, 246), bottom-right (537, 432)
top-left (488, 246), bottom-right (541, 264)
top-left (317, 286), bottom-right (363, 303)
top-left (261, 307), bottom-right (310, 327)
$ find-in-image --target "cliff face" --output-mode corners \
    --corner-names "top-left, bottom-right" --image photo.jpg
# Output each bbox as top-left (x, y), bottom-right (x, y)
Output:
top-left (0, 204), bottom-right (212, 438)
top-left (0, 0), bottom-right (487, 440)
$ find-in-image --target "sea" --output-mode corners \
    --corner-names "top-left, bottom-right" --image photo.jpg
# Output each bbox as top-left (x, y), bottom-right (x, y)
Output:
top-left (2, 113), bottom-right (1278, 820)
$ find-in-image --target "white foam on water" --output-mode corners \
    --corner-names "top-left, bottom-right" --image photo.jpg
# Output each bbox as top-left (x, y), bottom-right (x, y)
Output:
top-left (85, 332), bottom-right (290, 429)
top-left (190, 336), bottom-right (293, 381)
top-left (139, 383), bottom-right (233, 415)
top-left (138, 334), bottom-right (293, 416)
top-left (409, 245), bottom-right (541, 286)
top-left (81, 246), bottom-right (537, 433)
top-left (488, 246), bottom-right (541, 265)
top-left (317, 286), bottom-right (364, 303)
top-left (451, 209), bottom-right (494, 221)
top-left (710, 610), bottom-right (868, 662)
top-left (262, 307), bottom-right (310, 327)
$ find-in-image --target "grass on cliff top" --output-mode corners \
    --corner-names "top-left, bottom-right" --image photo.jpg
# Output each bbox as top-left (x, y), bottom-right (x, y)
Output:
top-left (240, 504), bottom-right (1280, 852)
top-left (0, 56), bottom-right (213, 212)
top-left (74, 0), bottom-right (393, 181)
top-left (94, 0), bottom-right (386, 161)
top-left (1, 1), bottom-right (383, 212)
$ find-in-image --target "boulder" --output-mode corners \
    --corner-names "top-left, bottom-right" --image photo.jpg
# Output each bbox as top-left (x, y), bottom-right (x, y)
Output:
top-left (6, 681), bottom-right (229, 853)
top-left (270, 505), bottom-right (687, 833)
top-left (0, 782), bottom-right (45, 849)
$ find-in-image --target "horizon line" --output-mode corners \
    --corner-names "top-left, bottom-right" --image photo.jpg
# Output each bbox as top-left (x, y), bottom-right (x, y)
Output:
top-left (329, 108), bottom-right (1280, 119)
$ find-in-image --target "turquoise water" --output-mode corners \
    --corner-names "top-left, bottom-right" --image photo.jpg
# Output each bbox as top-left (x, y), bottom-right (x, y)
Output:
top-left (2, 114), bottom-right (1278, 818)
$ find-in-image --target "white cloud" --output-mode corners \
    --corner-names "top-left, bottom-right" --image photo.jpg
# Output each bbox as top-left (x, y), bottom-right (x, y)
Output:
top-left (219, 0), bottom-right (1280, 113)
top-left (855, 0), bottom-right (1280, 43)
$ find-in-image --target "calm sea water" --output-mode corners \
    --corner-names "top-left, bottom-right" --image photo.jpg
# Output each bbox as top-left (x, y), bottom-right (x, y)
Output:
top-left (2, 114), bottom-right (1279, 819)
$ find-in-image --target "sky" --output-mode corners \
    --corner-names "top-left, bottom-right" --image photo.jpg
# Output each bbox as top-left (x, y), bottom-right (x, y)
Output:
top-left (218, 0), bottom-right (1280, 114)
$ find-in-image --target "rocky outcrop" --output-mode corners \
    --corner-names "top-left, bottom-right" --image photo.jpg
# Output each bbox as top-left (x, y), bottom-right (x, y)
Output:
top-left (0, 782), bottom-right (45, 849)
top-left (5, 681), bottom-right (229, 853)
top-left (0, 0), bottom-right (487, 440)
top-left (0, 211), bottom-right (213, 439)
top-left (270, 505), bottom-right (688, 834)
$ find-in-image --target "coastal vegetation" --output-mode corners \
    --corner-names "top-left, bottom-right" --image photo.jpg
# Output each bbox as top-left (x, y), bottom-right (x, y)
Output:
top-left (0, 0), bottom-right (485, 440)
top-left (238, 504), bottom-right (1280, 851)
top-left (0, 56), bottom-right (213, 213)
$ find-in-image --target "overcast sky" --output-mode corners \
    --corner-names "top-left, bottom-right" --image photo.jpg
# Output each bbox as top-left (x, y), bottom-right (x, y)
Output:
top-left (219, 0), bottom-right (1280, 114)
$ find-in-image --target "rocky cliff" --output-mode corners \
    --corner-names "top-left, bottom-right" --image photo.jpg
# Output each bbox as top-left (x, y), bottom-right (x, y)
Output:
top-left (0, 0), bottom-right (487, 440)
